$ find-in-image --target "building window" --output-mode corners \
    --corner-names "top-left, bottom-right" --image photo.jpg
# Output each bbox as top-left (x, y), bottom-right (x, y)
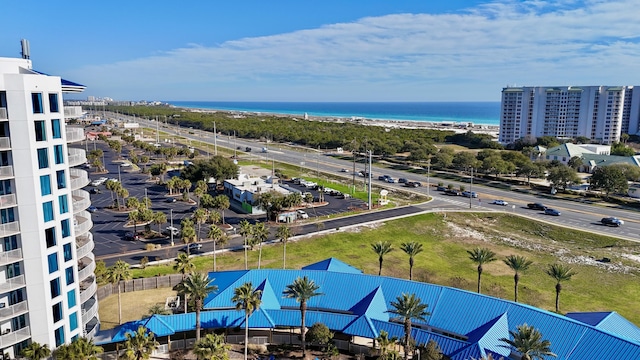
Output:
top-left (67, 289), bottom-right (77, 308)
top-left (43, 201), bottom-right (54, 222)
top-left (56, 170), bottom-right (66, 189)
top-left (53, 303), bottom-right (63, 323)
top-left (47, 253), bottom-right (59, 273)
top-left (35, 120), bottom-right (46, 141)
top-left (49, 93), bottom-right (60, 113)
top-left (40, 175), bottom-right (51, 196)
top-left (63, 243), bottom-right (72, 261)
top-left (45, 227), bottom-right (56, 248)
top-left (1, 208), bottom-right (15, 224)
top-left (50, 278), bottom-right (60, 298)
top-left (54, 145), bottom-right (64, 164)
top-left (69, 312), bottom-right (78, 331)
top-left (32, 93), bottom-right (43, 114)
top-left (61, 219), bottom-right (71, 238)
top-left (59, 195), bottom-right (68, 214)
top-left (37, 148), bottom-right (49, 169)
top-left (65, 267), bottom-right (74, 285)
top-left (54, 326), bottom-right (65, 347)
top-left (51, 119), bottom-right (61, 139)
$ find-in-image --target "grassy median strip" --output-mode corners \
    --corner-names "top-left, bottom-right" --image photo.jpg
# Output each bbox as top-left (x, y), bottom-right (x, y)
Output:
top-left (121, 212), bottom-right (640, 325)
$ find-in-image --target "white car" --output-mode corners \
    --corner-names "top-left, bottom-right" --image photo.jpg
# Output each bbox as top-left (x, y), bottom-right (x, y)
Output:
top-left (297, 210), bottom-right (309, 219)
top-left (491, 200), bottom-right (508, 206)
top-left (164, 226), bottom-right (180, 236)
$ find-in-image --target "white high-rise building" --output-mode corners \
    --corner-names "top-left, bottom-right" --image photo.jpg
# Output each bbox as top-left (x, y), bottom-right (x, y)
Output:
top-left (499, 86), bottom-right (640, 145)
top-left (0, 55), bottom-right (98, 356)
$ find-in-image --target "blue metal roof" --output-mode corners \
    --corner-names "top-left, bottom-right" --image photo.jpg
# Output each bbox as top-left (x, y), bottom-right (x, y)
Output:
top-left (302, 257), bottom-right (362, 274)
top-left (97, 259), bottom-right (640, 359)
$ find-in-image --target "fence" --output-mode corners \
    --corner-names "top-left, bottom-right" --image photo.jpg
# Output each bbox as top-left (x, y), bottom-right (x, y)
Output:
top-left (97, 274), bottom-right (184, 301)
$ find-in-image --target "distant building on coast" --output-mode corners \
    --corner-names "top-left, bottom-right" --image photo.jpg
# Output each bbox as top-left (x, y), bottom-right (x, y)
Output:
top-left (499, 86), bottom-right (640, 145)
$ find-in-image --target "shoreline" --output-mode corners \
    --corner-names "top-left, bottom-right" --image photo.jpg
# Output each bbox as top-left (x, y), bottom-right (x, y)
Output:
top-left (178, 106), bottom-right (500, 137)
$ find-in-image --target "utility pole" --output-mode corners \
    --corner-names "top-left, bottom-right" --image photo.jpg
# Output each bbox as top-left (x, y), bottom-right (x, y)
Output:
top-left (213, 121), bottom-right (218, 155)
top-left (155, 116), bottom-right (159, 144)
top-left (170, 209), bottom-right (174, 246)
top-left (427, 159), bottom-right (431, 198)
top-left (368, 150), bottom-right (372, 210)
top-left (469, 167), bottom-right (474, 209)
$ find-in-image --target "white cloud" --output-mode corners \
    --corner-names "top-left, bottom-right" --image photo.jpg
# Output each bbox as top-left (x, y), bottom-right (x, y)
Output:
top-left (68, 0), bottom-right (640, 101)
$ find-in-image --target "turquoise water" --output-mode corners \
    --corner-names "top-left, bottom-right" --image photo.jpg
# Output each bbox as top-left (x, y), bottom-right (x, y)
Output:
top-left (168, 101), bottom-right (501, 126)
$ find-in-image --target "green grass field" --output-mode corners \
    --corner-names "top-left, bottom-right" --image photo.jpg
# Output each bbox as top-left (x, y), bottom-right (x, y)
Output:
top-left (127, 212), bottom-right (640, 325)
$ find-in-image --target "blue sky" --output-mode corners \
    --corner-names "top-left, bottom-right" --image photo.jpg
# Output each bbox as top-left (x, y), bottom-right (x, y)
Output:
top-left (1, 0), bottom-right (638, 102)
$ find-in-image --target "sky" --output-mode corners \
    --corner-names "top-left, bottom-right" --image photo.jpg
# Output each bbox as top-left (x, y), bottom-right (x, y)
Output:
top-left (1, 0), bottom-right (639, 102)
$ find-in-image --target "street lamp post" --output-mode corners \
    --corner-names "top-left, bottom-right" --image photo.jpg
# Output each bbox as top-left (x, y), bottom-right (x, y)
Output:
top-left (469, 167), bottom-right (474, 209)
top-left (118, 165), bottom-right (122, 183)
top-left (170, 209), bottom-right (174, 246)
top-left (427, 159), bottom-right (431, 198)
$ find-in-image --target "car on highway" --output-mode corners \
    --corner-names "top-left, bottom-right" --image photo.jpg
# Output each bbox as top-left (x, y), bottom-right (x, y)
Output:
top-left (462, 191), bottom-right (478, 198)
top-left (491, 200), bottom-right (508, 206)
top-left (124, 231), bottom-right (140, 241)
top-left (601, 217), bottom-right (624, 226)
top-left (544, 208), bottom-right (561, 216)
top-left (340, 168), bottom-right (349, 173)
top-left (245, 147), bottom-right (252, 152)
top-left (297, 210), bottom-right (309, 219)
top-left (436, 186), bottom-right (447, 191)
top-left (405, 181), bottom-right (420, 188)
top-left (398, 178), bottom-right (408, 183)
top-left (386, 177), bottom-right (397, 183)
top-left (378, 175), bottom-right (387, 181)
top-left (182, 243), bottom-right (203, 252)
top-left (527, 203), bottom-right (547, 210)
top-left (444, 189), bottom-right (462, 196)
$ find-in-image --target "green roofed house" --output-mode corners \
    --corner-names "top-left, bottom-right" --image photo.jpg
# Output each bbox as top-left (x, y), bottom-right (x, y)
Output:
top-left (542, 143), bottom-right (640, 173)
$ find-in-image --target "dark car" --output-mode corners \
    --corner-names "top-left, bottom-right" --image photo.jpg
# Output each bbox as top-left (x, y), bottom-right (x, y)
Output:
top-left (124, 232), bottom-right (140, 241)
top-left (165, 198), bottom-right (177, 203)
top-left (87, 206), bottom-right (98, 213)
top-left (444, 189), bottom-right (462, 196)
top-left (89, 188), bottom-right (101, 194)
top-left (398, 178), bottom-right (408, 183)
top-left (436, 186), bottom-right (447, 191)
top-left (601, 217), bottom-right (624, 226)
top-left (245, 147), bottom-right (252, 152)
top-left (544, 208), bottom-right (561, 216)
top-left (527, 203), bottom-right (547, 210)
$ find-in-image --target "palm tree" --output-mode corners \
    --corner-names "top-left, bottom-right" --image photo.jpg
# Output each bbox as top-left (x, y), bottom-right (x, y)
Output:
top-left (147, 303), bottom-right (171, 316)
top-left (120, 325), bottom-right (159, 360)
top-left (546, 264), bottom-right (577, 313)
top-left (106, 260), bottom-right (131, 324)
top-left (173, 252), bottom-right (195, 280)
top-left (239, 220), bottom-right (252, 270)
top-left (181, 272), bottom-right (217, 341)
top-left (388, 293), bottom-right (430, 360)
top-left (467, 247), bottom-right (497, 293)
top-left (375, 330), bottom-right (398, 359)
top-left (400, 241), bottom-right (423, 280)
top-left (152, 211), bottom-right (167, 234)
top-left (193, 208), bottom-right (208, 241)
top-left (21, 342), bottom-right (51, 360)
top-left (499, 323), bottom-right (557, 360)
top-left (194, 180), bottom-right (208, 207)
top-left (504, 255), bottom-right (533, 302)
top-left (213, 194), bottom-right (230, 224)
top-left (276, 224), bottom-right (293, 269)
top-left (232, 282), bottom-right (263, 360)
top-left (207, 225), bottom-right (228, 272)
top-left (181, 218), bottom-right (197, 255)
top-left (252, 222), bottom-right (269, 269)
top-left (371, 240), bottom-right (393, 276)
top-left (67, 337), bottom-right (104, 360)
top-left (193, 333), bottom-right (231, 360)
top-left (282, 276), bottom-right (323, 357)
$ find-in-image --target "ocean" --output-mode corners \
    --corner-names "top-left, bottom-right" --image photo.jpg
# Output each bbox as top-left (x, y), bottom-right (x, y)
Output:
top-left (168, 101), bottom-right (501, 126)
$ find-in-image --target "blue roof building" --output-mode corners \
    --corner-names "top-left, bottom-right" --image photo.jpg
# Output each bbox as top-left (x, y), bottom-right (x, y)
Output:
top-left (98, 258), bottom-right (640, 359)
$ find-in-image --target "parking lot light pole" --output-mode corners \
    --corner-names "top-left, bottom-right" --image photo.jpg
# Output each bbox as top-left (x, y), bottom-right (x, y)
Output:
top-left (170, 209), bottom-right (174, 246)
top-left (118, 165), bottom-right (122, 183)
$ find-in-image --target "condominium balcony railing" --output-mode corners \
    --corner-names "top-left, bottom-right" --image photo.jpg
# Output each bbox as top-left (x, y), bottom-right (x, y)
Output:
top-left (0, 222), bottom-right (20, 238)
top-left (69, 168), bottom-right (89, 190)
top-left (76, 232), bottom-right (94, 260)
top-left (0, 194), bottom-right (16, 210)
top-left (0, 326), bottom-right (30, 348)
top-left (0, 108), bottom-right (6, 120)
top-left (66, 127), bottom-right (85, 143)
top-left (0, 248), bottom-right (22, 267)
top-left (0, 166), bottom-right (14, 180)
top-left (0, 138), bottom-right (10, 151)
top-left (78, 254), bottom-right (96, 282)
top-left (84, 317), bottom-right (99, 338)
top-left (72, 190), bottom-right (90, 213)
top-left (68, 148), bottom-right (87, 167)
top-left (0, 301), bottom-right (28, 323)
top-left (74, 211), bottom-right (93, 237)
top-left (79, 277), bottom-right (97, 304)
top-left (0, 275), bottom-right (25, 293)
top-left (81, 297), bottom-right (98, 325)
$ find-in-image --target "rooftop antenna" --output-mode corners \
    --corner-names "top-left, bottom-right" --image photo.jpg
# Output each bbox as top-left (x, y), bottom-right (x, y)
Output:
top-left (20, 39), bottom-right (30, 60)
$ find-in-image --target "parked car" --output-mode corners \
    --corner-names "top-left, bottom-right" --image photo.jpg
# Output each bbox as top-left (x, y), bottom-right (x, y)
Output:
top-left (527, 203), bottom-right (547, 210)
top-left (90, 180), bottom-right (102, 187)
top-left (544, 208), bottom-right (561, 216)
top-left (297, 210), bottom-right (309, 219)
top-left (405, 182), bottom-right (420, 188)
top-left (164, 226), bottom-right (180, 236)
top-left (444, 189), bottom-right (462, 196)
top-left (412, 181), bottom-right (422, 187)
top-left (87, 206), bottom-right (98, 213)
top-left (601, 217), bottom-right (624, 226)
top-left (491, 200), bottom-right (508, 206)
top-left (165, 198), bottom-right (177, 203)
top-left (124, 232), bottom-right (140, 241)
top-left (436, 186), bottom-right (447, 191)
top-left (89, 188), bottom-right (101, 194)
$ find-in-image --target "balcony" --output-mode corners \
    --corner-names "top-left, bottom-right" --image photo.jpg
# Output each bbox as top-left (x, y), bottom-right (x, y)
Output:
top-left (0, 301), bottom-right (28, 323)
top-left (69, 168), bottom-right (89, 190)
top-left (0, 194), bottom-right (16, 210)
top-left (0, 249), bottom-right (22, 267)
top-left (68, 148), bottom-right (87, 167)
top-left (0, 138), bottom-right (10, 151)
top-left (81, 297), bottom-right (98, 325)
top-left (74, 210), bottom-right (93, 237)
top-left (0, 326), bottom-right (30, 348)
top-left (84, 317), bottom-right (99, 338)
top-left (0, 166), bottom-right (13, 180)
top-left (0, 222), bottom-right (20, 238)
top-left (72, 190), bottom-right (90, 213)
top-left (76, 232), bottom-right (94, 260)
top-left (0, 275), bottom-right (25, 293)
top-left (79, 276), bottom-right (97, 304)
top-left (78, 254), bottom-right (96, 282)
top-left (0, 108), bottom-right (6, 120)
top-left (66, 127), bottom-right (85, 143)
